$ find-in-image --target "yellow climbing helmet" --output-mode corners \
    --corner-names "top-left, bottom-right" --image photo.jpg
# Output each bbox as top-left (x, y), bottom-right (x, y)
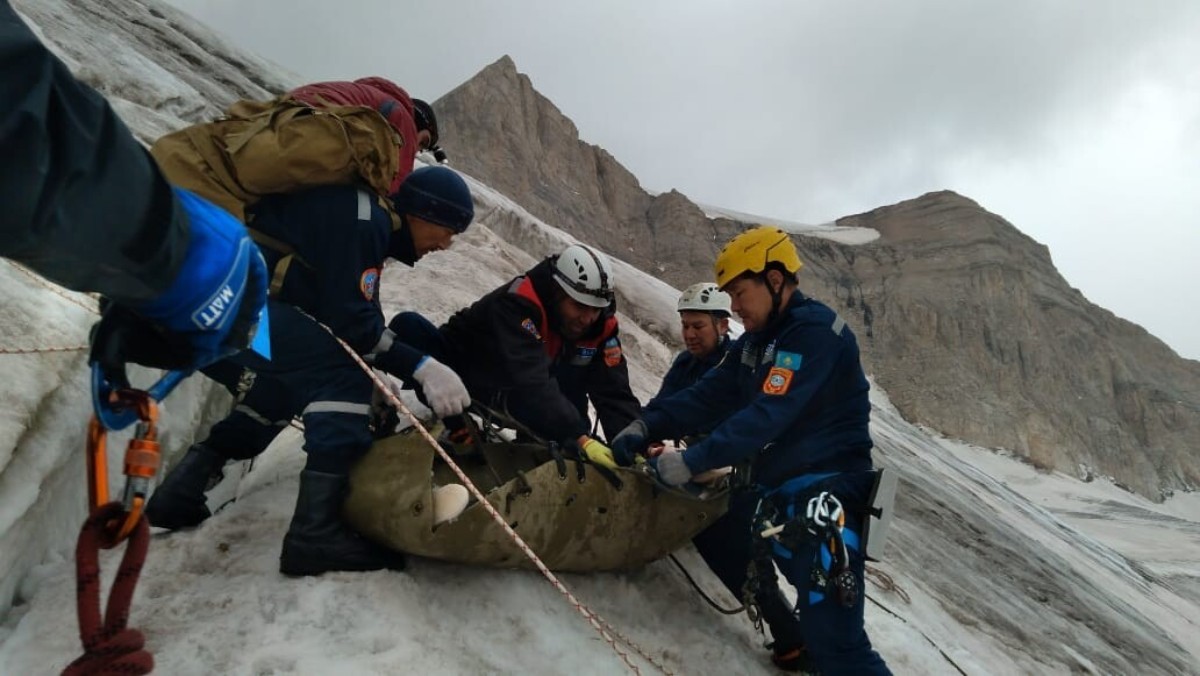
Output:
top-left (714, 226), bottom-right (803, 289)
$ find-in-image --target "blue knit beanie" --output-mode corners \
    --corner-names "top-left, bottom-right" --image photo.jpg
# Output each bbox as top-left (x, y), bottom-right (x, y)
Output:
top-left (393, 166), bottom-right (474, 233)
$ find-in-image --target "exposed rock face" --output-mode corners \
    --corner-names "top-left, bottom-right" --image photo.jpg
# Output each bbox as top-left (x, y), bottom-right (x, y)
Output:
top-left (434, 56), bottom-right (742, 291)
top-left (435, 57), bottom-right (1200, 499)
top-left (826, 192), bottom-right (1200, 498)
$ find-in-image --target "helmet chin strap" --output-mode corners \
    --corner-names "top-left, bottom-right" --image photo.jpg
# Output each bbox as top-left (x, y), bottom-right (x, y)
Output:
top-left (761, 272), bottom-right (785, 328)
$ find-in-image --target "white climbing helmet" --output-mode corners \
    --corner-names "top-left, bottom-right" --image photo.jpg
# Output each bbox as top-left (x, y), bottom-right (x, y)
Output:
top-left (552, 244), bottom-right (614, 308)
top-left (677, 282), bottom-right (731, 315)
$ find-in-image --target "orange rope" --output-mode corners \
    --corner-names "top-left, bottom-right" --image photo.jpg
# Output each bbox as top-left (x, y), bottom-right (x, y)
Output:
top-left (1, 261), bottom-right (97, 355)
top-left (6, 261), bottom-right (101, 315)
top-left (328, 331), bottom-right (670, 676)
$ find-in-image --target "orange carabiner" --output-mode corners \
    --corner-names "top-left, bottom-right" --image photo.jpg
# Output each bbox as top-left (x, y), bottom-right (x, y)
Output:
top-left (85, 391), bottom-right (161, 541)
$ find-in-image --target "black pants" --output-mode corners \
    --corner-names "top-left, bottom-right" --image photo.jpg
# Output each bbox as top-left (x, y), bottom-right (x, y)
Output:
top-left (199, 301), bottom-right (374, 475)
top-left (692, 489), bottom-right (806, 652)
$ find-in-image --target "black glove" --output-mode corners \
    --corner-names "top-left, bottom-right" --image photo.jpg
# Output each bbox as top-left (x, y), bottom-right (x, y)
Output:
top-left (89, 301), bottom-right (195, 387)
top-left (609, 419), bottom-right (649, 466)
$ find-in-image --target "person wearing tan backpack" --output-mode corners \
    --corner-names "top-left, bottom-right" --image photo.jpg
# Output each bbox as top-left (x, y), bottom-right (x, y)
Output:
top-left (148, 78), bottom-right (439, 225)
top-left (145, 166), bottom-right (476, 577)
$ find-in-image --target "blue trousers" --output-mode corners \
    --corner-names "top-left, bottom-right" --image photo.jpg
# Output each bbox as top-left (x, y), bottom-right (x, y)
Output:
top-left (199, 301), bottom-right (374, 475)
top-left (767, 472), bottom-right (891, 675)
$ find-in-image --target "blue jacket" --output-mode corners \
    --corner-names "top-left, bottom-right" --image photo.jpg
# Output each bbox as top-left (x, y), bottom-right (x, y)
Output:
top-left (647, 336), bottom-right (731, 437)
top-left (643, 292), bottom-right (873, 488)
top-left (247, 185), bottom-right (425, 377)
top-left (650, 336), bottom-right (732, 404)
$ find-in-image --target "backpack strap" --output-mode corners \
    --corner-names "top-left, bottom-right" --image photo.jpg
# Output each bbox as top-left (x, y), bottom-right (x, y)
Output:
top-left (246, 189), bottom-right (396, 298)
top-left (376, 194), bottom-right (402, 231)
top-left (243, 212), bottom-right (312, 298)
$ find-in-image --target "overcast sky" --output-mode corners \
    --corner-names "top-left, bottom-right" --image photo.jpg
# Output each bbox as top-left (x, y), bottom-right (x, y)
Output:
top-left (167, 0), bottom-right (1200, 359)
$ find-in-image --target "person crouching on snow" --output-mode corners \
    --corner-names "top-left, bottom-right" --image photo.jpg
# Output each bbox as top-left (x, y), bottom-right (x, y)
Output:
top-left (145, 167), bottom-right (475, 577)
top-left (385, 244), bottom-right (641, 471)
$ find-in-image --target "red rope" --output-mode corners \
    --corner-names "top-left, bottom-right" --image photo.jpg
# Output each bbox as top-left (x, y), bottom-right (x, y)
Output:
top-left (63, 502), bottom-right (153, 676)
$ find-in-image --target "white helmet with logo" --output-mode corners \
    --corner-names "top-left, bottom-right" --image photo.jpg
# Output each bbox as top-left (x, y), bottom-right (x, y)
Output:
top-left (677, 282), bottom-right (731, 315)
top-left (553, 244), bottom-right (614, 308)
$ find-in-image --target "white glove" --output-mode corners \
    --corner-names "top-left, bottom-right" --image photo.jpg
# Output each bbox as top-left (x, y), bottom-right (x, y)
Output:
top-left (654, 450), bottom-right (693, 487)
top-left (412, 357), bottom-right (470, 418)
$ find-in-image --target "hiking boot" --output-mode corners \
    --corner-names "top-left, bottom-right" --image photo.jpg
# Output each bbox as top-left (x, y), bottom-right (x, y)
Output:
top-left (279, 470), bottom-right (407, 576)
top-left (145, 444), bottom-right (226, 530)
top-left (770, 643), bottom-right (814, 673)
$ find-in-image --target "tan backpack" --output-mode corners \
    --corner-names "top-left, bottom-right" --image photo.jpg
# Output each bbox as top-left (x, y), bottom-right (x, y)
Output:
top-left (151, 98), bottom-right (404, 295)
top-left (150, 97), bottom-right (402, 222)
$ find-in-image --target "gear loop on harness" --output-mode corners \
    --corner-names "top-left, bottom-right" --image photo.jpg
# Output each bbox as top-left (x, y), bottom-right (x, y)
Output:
top-left (64, 502), bottom-right (153, 676)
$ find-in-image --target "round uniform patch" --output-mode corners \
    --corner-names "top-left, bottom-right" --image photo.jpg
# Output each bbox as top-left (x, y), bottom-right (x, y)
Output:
top-left (762, 366), bottom-right (793, 395)
top-left (360, 268), bottom-right (380, 301)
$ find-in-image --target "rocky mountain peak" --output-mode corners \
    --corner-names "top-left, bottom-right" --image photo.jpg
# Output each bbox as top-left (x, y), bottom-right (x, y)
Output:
top-left (435, 58), bottom-right (1200, 500)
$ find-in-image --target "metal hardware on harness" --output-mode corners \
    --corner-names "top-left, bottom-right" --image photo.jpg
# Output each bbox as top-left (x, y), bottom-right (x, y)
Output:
top-left (757, 491), bottom-right (858, 609)
top-left (86, 391), bottom-right (161, 541)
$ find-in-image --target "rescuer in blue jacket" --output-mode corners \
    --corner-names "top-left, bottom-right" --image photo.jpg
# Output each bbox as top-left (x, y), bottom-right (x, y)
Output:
top-left (648, 282), bottom-right (734, 408)
top-left (612, 227), bottom-right (890, 674)
top-left (145, 167), bottom-right (475, 577)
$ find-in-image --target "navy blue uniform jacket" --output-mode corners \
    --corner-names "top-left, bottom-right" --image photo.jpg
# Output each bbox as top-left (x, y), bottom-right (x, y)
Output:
top-left (649, 335), bottom-right (732, 404)
top-left (248, 186), bottom-right (425, 376)
top-left (643, 293), bottom-right (873, 488)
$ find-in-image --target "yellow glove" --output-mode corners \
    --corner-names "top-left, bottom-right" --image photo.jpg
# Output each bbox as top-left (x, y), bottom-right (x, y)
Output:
top-left (579, 437), bottom-right (618, 470)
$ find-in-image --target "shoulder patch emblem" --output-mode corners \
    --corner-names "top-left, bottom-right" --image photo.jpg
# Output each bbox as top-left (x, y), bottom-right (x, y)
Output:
top-left (775, 351), bottom-right (803, 371)
top-left (521, 318), bottom-right (542, 341)
top-left (603, 339), bottom-right (622, 367)
top-left (762, 366), bottom-right (794, 396)
top-left (359, 268), bottom-right (380, 301)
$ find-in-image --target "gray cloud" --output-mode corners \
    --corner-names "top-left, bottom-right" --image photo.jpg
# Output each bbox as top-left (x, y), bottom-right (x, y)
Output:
top-left (167, 0), bottom-right (1200, 357)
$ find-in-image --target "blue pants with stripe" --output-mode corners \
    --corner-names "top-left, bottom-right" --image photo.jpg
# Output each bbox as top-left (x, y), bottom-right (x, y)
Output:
top-left (199, 300), bottom-right (374, 475)
top-left (767, 471), bottom-right (891, 675)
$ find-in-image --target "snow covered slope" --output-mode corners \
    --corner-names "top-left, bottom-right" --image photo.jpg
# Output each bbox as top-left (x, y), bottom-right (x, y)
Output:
top-left (1, 1), bottom-right (1197, 674)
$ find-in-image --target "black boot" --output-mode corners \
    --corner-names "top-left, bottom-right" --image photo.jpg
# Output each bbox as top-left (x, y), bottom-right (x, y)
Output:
top-left (279, 470), bottom-right (407, 577)
top-left (760, 590), bottom-right (812, 673)
top-left (145, 444), bottom-right (226, 530)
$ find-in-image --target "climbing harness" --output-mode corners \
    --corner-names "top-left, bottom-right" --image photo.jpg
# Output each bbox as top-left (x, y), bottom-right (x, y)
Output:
top-left (755, 490), bottom-right (859, 609)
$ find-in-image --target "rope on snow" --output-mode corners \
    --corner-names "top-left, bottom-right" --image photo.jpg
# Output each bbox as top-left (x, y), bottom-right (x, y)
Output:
top-left (327, 326), bottom-right (674, 676)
